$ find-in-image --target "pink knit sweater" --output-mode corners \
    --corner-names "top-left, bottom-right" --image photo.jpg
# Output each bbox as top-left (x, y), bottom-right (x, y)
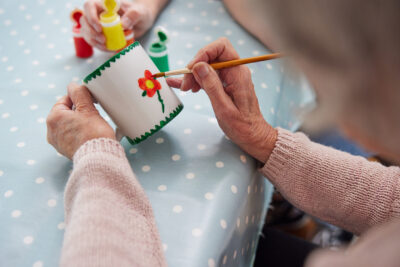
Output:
top-left (60, 128), bottom-right (400, 266)
top-left (60, 138), bottom-right (167, 267)
top-left (261, 128), bottom-right (400, 235)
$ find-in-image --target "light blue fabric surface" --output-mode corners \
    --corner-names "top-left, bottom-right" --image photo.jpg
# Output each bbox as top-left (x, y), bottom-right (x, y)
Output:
top-left (0, 0), bottom-right (314, 266)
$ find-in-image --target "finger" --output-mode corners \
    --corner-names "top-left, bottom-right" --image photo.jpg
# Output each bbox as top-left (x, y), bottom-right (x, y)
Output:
top-left (192, 62), bottom-right (238, 115)
top-left (83, 0), bottom-right (103, 33)
top-left (93, 41), bottom-right (107, 51)
top-left (67, 83), bottom-right (96, 113)
top-left (119, 0), bottom-right (131, 14)
top-left (181, 73), bottom-right (198, 91)
top-left (80, 16), bottom-right (95, 46)
top-left (192, 83), bottom-right (201, 93)
top-left (121, 6), bottom-right (142, 29)
top-left (187, 37), bottom-right (239, 69)
top-left (80, 16), bottom-right (105, 43)
top-left (47, 96), bottom-right (73, 145)
top-left (80, 16), bottom-right (106, 47)
top-left (166, 77), bottom-right (182, 88)
top-left (51, 95), bottom-right (73, 112)
top-left (219, 66), bottom-right (259, 113)
top-left (182, 37), bottom-right (239, 91)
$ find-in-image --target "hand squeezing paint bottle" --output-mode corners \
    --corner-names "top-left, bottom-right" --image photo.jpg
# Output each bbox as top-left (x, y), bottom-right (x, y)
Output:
top-left (100, 0), bottom-right (126, 51)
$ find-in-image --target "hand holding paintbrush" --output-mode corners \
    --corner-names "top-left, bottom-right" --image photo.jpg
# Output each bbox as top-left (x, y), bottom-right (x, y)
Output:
top-left (164, 38), bottom-right (281, 163)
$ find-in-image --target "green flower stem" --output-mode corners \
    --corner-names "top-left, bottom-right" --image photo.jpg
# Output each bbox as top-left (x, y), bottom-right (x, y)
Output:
top-left (157, 90), bottom-right (165, 113)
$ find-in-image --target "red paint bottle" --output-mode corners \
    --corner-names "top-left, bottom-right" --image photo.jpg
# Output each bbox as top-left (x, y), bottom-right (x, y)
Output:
top-left (71, 9), bottom-right (93, 58)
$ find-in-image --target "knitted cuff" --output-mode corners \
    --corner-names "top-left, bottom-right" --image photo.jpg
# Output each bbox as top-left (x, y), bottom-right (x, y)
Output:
top-left (261, 127), bottom-right (298, 178)
top-left (73, 138), bottom-right (126, 165)
top-left (391, 178), bottom-right (400, 217)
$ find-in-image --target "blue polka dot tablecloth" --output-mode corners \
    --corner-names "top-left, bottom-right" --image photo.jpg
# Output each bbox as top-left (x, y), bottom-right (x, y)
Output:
top-left (0, 0), bottom-right (315, 266)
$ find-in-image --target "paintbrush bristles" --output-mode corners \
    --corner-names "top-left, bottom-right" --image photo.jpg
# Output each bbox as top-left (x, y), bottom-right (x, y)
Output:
top-left (153, 72), bottom-right (165, 78)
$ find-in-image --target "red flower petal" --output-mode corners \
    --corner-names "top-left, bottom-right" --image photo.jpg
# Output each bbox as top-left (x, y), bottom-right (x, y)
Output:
top-left (138, 70), bottom-right (162, 96)
top-left (144, 70), bottom-right (153, 79)
top-left (138, 78), bottom-right (147, 90)
top-left (147, 89), bottom-right (156, 97)
top-left (153, 79), bottom-right (161, 90)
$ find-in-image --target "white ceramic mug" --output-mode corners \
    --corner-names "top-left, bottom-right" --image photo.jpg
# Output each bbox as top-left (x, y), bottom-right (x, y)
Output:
top-left (83, 42), bottom-right (183, 145)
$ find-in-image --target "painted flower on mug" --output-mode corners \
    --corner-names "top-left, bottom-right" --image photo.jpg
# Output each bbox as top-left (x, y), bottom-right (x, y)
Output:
top-left (138, 70), bottom-right (162, 97)
top-left (138, 70), bottom-right (165, 113)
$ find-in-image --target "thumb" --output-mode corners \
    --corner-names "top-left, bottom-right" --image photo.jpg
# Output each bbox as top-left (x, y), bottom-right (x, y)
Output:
top-left (192, 62), bottom-right (237, 113)
top-left (67, 83), bottom-right (96, 113)
top-left (121, 8), bottom-right (141, 29)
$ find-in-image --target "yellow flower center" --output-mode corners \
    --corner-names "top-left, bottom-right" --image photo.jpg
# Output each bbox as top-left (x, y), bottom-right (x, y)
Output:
top-left (145, 80), bottom-right (155, 89)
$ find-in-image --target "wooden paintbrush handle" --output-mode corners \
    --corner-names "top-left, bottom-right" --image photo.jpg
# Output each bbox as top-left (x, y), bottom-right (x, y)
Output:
top-left (210, 53), bottom-right (282, 70)
top-left (155, 53), bottom-right (283, 78)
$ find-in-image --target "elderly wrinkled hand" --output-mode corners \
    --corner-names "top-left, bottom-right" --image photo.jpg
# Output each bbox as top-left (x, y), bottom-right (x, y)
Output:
top-left (81, 0), bottom-right (156, 51)
top-left (167, 38), bottom-right (277, 163)
top-left (46, 83), bottom-right (115, 159)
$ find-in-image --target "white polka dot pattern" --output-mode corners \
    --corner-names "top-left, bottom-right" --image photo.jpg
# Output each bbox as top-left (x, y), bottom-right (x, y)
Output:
top-left (171, 154), bottom-right (180, 161)
top-left (204, 192), bottom-right (214, 200)
top-left (220, 219), bottom-right (227, 229)
top-left (158, 185), bottom-right (167, 191)
top-left (185, 172), bottom-right (195, 179)
top-left (57, 222), bottom-right (66, 230)
top-left (142, 165), bottom-right (151, 172)
top-left (47, 199), bottom-right (57, 207)
top-left (192, 228), bottom-right (202, 237)
top-left (172, 205), bottom-right (183, 213)
top-left (23, 236), bottom-right (34, 245)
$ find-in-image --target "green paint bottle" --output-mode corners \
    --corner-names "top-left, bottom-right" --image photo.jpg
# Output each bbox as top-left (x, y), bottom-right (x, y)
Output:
top-left (148, 26), bottom-right (170, 72)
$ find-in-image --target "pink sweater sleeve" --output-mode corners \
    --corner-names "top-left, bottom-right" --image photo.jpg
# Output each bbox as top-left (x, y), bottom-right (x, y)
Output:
top-left (60, 138), bottom-right (167, 267)
top-left (261, 128), bottom-right (400, 235)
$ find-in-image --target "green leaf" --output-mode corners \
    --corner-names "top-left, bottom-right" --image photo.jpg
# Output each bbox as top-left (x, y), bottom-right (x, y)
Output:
top-left (142, 91), bottom-right (147, 97)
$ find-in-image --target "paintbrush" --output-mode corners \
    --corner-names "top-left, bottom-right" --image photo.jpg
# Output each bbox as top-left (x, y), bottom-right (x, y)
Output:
top-left (152, 53), bottom-right (283, 78)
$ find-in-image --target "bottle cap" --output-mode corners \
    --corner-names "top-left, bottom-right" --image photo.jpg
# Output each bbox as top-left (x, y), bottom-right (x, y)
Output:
top-left (155, 26), bottom-right (169, 45)
top-left (70, 9), bottom-right (83, 30)
top-left (100, 0), bottom-right (119, 24)
top-left (149, 26), bottom-right (169, 54)
top-left (148, 26), bottom-right (170, 71)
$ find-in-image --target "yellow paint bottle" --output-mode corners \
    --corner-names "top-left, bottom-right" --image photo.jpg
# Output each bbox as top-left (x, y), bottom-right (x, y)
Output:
top-left (100, 0), bottom-right (126, 51)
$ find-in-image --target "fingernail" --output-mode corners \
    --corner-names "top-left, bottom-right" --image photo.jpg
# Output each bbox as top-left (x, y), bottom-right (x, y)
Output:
top-left (195, 64), bottom-right (209, 78)
top-left (121, 17), bottom-right (132, 29)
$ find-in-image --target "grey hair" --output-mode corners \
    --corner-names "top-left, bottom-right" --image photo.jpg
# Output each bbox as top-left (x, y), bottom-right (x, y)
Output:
top-left (251, 0), bottom-right (400, 157)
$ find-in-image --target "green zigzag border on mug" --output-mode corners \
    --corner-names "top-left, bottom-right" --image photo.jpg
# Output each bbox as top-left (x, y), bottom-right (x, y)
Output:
top-left (126, 104), bottom-right (184, 145)
top-left (83, 41), bottom-right (141, 84)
